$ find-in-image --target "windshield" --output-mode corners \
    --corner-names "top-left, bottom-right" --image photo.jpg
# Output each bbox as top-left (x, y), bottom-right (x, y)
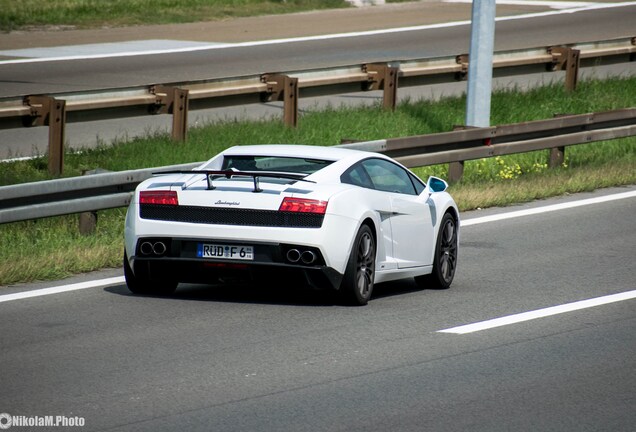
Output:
top-left (222, 156), bottom-right (333, 174)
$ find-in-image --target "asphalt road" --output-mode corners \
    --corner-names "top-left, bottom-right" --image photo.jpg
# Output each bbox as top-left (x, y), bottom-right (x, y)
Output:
top-left (1, 4), bottom-right (635, 97)
top-left (1, 186), bottom-right (635, 431)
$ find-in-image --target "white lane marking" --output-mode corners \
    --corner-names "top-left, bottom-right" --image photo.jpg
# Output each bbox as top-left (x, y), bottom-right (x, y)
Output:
top-left (0, 276), bottom-right (124, 304)
top-left (0, 155), bottom-right (38, 163)
top-left (438, 290), bottom-right (636, 334)
top-left (0, 188), bottom-right (634, 303)
top-left (1, 2), bottom-right (635, 65)
top-left (461, 190), bottom-right (636, 227)
top-left (0, 39), bottom-right (229, 59)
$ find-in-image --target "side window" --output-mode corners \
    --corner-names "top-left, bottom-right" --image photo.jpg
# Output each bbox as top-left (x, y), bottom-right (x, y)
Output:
top-left (409, 172), bottom-right (426, 195)
top-left (341, 164), bottom-right (374, 189)
top-left (362, 159), bottom-right (417, 195)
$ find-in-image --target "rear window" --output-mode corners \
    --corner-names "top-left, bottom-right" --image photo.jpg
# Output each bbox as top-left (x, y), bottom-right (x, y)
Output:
top-left (222, 156), bottom-right (333, 174)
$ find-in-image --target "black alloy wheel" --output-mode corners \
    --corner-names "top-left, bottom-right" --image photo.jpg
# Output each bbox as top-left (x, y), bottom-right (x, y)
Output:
top-left (415, 213), bottom-right (458, 289)
top-left (341, 225), bottom-right (376, 306)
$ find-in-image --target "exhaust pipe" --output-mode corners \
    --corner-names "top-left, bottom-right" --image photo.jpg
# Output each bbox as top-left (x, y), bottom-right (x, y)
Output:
top-left (286, 249), bottom-right (301, 263)
top-left (140, 242), bottom-right (154, 256)
top-left (153, 241), bottom-right (167, 256)
top-left (301, 250), bottom-right (316, 265)
top-left (140, 241), bottom-right (167, 256)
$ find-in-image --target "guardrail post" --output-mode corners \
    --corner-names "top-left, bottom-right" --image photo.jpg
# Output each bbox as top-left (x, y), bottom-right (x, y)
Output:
top-left (446, 124), bottom-right (480, 183)
top-left (261, 74), bottom-right (299, 127)
top-left (171, 88), bottom-right (189, 141)
top-left (152, 85), bottom-right (190, 141)
top-left (78, 168), bottom-right (112, 235)
top-left (24, 95), bottom-right (66, 176)
top-left (549, 47), bottom-right (580, 91)
top-left (456, 55), bottom-right (469, 81)
top-left (282, 77), bottom-right (299, 127)
top-left (79, 210), bottom-right (98, 235)
top-left (448, 161), bottom-right (465, 183)
top-left (549, 147), bottom-right (565, 168)
top-left (548, 113), bottom-right (569, 168)
top-left (365, 64), bottom-right (399, 110)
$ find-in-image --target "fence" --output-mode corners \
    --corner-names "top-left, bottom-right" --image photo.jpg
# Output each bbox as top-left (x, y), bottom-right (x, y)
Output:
top-left (1, 107), bottom-right (635, 228)
top-left (1, 37), bottom-right (634, 175)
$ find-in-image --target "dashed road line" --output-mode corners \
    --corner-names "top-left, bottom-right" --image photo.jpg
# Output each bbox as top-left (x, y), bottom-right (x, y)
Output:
top-left (0, 276), bottom-right (124, 304)
top-left (460, 190), bottom-right (636, 227)
top-left (438, 289), bottom-right (636, 334)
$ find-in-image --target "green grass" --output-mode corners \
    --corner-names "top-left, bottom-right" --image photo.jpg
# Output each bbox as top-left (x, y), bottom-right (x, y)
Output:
top-left (0, 0), bottom-right (348, 32)
top-left (0, 209), bottom-right (126, 285)
top-left (1, 76), bottom-right (635, 286)
top-left (3, 77), bottom-right (635, 185)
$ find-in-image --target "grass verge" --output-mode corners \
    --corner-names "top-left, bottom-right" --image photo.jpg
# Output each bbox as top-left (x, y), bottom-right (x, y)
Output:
top-left (1, 76), bottom-right (635, 286)
top-left (0, 0), bottom-right (348, 32)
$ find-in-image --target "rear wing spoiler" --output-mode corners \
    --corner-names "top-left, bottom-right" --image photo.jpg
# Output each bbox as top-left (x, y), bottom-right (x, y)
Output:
top-left (153, 169), bottom-right (314, 193)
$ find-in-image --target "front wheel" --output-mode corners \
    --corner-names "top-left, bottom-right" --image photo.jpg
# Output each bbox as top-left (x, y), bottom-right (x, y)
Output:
top-left (415, 213), bottom-right (458, 289)
top-left (123, 251), bottom-right (178, 296)
top-left (340, 225), bottom-right (376, 306)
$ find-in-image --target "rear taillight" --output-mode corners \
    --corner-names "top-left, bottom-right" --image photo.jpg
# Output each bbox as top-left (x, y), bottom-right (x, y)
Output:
top-left (139, 190), bottom-right (179, 206)
top-left (279, 197), bottom-right (328, 214)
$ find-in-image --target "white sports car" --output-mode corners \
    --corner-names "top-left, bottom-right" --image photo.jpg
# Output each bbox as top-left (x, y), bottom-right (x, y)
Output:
top-left (124, 145), bottom-right (459, 305)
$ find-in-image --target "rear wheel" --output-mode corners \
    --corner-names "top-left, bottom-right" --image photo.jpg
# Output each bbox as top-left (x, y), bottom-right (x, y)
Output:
top-left (123, 251), bottom-right (177, 296)
top-left (415, 213), bottom-right (458, 289)
top-left (340, 225), bottom-right (376, 306)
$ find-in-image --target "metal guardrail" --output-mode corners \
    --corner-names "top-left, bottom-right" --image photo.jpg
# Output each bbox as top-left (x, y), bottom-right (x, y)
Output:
top-left (0, 162), bottom-right (199, 224)
top-left (1, 107), bottom-right (635, 226)
top-left (0, 37), bottom-right (634, 175)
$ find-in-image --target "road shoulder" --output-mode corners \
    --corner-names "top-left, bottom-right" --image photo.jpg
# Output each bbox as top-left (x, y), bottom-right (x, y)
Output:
top-left (0, 1), bottom-right (550, 51)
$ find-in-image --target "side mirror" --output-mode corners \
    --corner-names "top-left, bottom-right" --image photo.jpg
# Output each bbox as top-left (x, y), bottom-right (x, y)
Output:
top-left (427, 176), bottom-right (448, 193)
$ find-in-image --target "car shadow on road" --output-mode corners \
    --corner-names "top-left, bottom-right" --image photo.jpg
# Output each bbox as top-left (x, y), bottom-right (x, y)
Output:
top-left (105, 277), bottom-right (430, 307)
top-left (105, 282), bottom-right (339, 307)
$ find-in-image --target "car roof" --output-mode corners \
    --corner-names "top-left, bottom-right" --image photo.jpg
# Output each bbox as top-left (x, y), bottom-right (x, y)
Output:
top-left (221, 144), bottom-right (372, 162)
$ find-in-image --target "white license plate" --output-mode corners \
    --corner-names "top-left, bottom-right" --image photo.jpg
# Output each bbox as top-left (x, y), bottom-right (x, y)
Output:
top-left (197, 244), bottom-right (254, 260)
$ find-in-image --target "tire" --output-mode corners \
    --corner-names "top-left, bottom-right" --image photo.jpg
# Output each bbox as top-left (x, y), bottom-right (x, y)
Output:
top-left (123, 250), bottom-right (178, 296)
top-left (415, 213), bottom-right (458, 290)
top-left (340, 225), bottom-right (376, 306)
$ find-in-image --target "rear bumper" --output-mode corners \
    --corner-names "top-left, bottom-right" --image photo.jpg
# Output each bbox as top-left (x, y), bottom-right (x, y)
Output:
top-left (130, 237), bottom-right (343, 290)
top-left (125, 202), bottom-right (361, 276)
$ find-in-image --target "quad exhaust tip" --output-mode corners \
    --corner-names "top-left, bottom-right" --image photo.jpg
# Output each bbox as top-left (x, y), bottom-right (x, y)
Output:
top-left (140, 241), bottom-right (167, 256)
top-left (286, 248), bottom-right (317, 265)
top-left (301, 250), bottom-right (316, 265)
top-left (153, 241), bottom-right (167, 255)
top-left (286, 249), bottom-right (301, 263)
